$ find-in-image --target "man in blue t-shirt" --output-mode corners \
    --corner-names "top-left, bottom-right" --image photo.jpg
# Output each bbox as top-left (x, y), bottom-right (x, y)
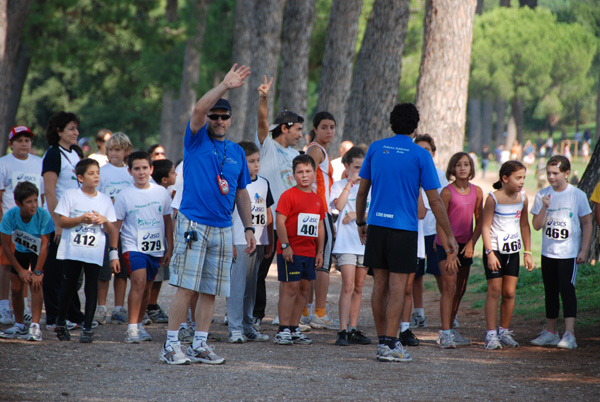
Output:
top-left (161, 64), bottom-right (257, 366)
top-left (356, 103), bottom-right (458, 363)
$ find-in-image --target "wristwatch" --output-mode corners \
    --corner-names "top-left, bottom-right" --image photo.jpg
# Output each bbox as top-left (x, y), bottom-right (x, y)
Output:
top-left (33, 270), bottom-right (43, 276)
top-left (484, 249), bottom-right (493, 255)
top-left (281, 243), bottom-right (290, 250)
top-left (356, 221), bottom-right (367, 227)
top-left (244, 226), bottom-right (255, 234)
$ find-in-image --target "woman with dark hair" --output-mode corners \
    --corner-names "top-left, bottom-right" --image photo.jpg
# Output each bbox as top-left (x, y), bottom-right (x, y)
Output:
top-left (42, 112), bottom-right (86, 329)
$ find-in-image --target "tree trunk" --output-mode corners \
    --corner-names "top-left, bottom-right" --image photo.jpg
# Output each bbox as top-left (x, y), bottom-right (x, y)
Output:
top-left (595, 70), bottom-right (600, 144)
top-left (7, 42), bottom-right (30, 136)
top-left (316, 0), bottom-right (362, 155)
top-left (415, 0), bottom-right (478, 169)
top-left (468, 99), bottom-right (482, 154)
top-left (227, 0), bottom-right (254, 141)
top-left (476, 0), bottom-right (484, 14)
top-left (237, 0), bottom-right (285, 143)
top-left (577, 139), bottom-right (600, 263)
top-left (482, 99), bottom-right (494, 151)
top-left (159, 88), bottom-right (177, 155)
top-left (512, 97), bottom-right (524, 146)
top-left (519, 0), bottom-right (537, 8)
top-left (166, 0), bottom-right (178, 22)
top-left (500, 0), bottom-right (510, 6)
top-left (344, 0), bottom-right (410, 146)
top-left (0, 0), bottom-right (33, 154)
top-left (278, 0), bottom-right (316, 132)
top-left (494, 96), bottom-right (506, 149)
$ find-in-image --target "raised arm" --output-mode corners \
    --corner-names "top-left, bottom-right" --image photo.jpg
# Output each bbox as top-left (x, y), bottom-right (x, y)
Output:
top-left (189, 63), bottom-right (251, 134)
top-left (257, 75), bottom-right (273, 145)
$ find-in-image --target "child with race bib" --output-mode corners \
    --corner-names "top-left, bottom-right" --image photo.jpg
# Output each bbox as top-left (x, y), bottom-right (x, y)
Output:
top-left (530, 155), bottom-right (592, 349)
top-left (0, 182), bottom-right (53, 341)
top-left (435, 152), bottom-right (483, 349)
top-left (111, 152), bottom-right (173, 344)
top-left (54, 159), bottom-right (116, 343)
top-left (481, 161), bottom-right (534, 350)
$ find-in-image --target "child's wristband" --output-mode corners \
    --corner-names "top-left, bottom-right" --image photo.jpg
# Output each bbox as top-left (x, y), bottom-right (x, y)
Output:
top-left (523, 251), bottom-right (532, 255)
top-left (109, 250), bottom-right (119, 261)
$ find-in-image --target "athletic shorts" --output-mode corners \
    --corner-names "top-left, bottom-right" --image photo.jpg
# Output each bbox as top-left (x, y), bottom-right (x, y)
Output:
top-left (0, 240), bottom-right (16, 266)
top-left (10, 251), bottom-right (38, 275)
top-left (335, 253), bottom-right (365, 268)
top-left (154, 264), bottom-right (170, 282)
top-left (317, 213), bottom-right (334, 273)
top-left (122, 251), bottom-right (161, 281)
top-left (169, 213), bottom-right (232, 296)
top-left (415, 258), bottom-right (425, 276)
top-left (277, 254), bottom-right (316, 282)
top-left (436, 242), bottom-right (474, 267)
top-left (482, 251), bottom-right (520, 280)
top-left (419, 234), bottom-right (441, 277)
top-left (364, 225), bottom-right (417, 274)
top-left (98, 240), bottom-right (128, 281)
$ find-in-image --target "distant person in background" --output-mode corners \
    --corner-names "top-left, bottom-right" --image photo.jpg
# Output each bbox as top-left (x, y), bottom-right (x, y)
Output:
top-left (583, 129), bottom-right (591, 145)
top-left (536, 157), bottom-right (547, 191)
top-left (510, 140), bottom-right (521, 161)
top-left (148, 144), bottom-right (166, 161)
top-left (581, 141), bottom-right (590, 163)
top-left (545, 134), bottom-right (554, 157)
top-left (89, 129), bottom-right (112, 167)
top-left (563, 140), bottom-right (572, 161)
top-left (523, 140), bottom-right (535, 166)
top-left (536, 133), bottom-right (545, 156)
top-left (331, 140), bottom-right (354, 182)
top-left (570, 171), bottom-right (579, 186)
top-left (481, 146), bottom-right (490, 178)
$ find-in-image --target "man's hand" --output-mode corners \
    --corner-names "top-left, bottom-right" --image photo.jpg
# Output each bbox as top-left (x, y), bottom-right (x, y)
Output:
top-left (222, 64), bottom-right (251, 89)
top-left (244, 231), bottom-right (256, 254)
top-left (258, 75), bottom-right (273, 97)
top-left (358, 225), bottom-right (367, 245)
top-left (161, 248), bottom-right (173, 267)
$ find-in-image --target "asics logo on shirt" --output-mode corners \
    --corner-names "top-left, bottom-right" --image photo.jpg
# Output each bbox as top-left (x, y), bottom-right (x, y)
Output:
top-left (75, 226), bottom-right (98, 234)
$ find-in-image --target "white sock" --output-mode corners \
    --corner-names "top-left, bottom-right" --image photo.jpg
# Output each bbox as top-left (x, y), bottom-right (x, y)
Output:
top-left (348, 326), bottom-right (357, 332)
top-left (179, 322), bottom-right (189, 330)
top-left (190, 321), bottom-right (197, 331)
top-left (487, 330), bottom-right (497, 338)
top-left (498, 326), bottom-right (508, 335)
top-left (0, 299), bottom-right (9, 309)
top-left (98, 305), bottom-right (106, 310)
top-left (401, 322), bottom-right (410, 333)
top-left (30, 322), bottom-right (40, 329)
top-left (137, 323), bottom-right (144, 329)
top-left (115, 305), bottom-right (123, 311)
top-left (414, 308), bottom-right (424, 317)
top-left (166, 330), bottom-right (179, 346)
top-left (128, 323), bottom-right (138, 331)
top-left (308, 303), bottom-right (314, 316)
top-left (192, 331), bottom-right (208, 349)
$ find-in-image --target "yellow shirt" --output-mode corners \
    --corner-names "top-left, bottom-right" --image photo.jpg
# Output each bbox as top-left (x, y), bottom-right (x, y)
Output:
top-left (590, 181), bottom-right (600, 203)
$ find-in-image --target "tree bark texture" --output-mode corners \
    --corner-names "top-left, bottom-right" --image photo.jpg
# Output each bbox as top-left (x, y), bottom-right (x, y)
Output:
top-left (482, 99), bottom-right (494, 151)
top-left (7, 42), bottom-right (30, 139)
top-left (315, 0), bottom-right (362, 156)
top-left (468, 99), bottom-right (482, 154)
top-left (0, 0), bottom-right (33, 154)
top-left (415, 0), bottom-right (477, 169)
top-left (519, 0), bottom-right (537, 8)
top-left (476, 0), bottom-right (484, 14)
top-left (577, 139), bottom-right (600, 262)
top-left (166, 0), bottom-right (178, 22)
top-left (596, 71), bottom-right (600, 143)
top-left (227, 0), bottom-right (254, 141)
top-left (500, 0), bottom-right (510, 6)
top-left (236, 0), bottom-right (285, 143)
top-left (494, 96), bottom-right (505, 148)
top-left (278, 0), bottom-right (316, 134)
top-left (512, 96), bottom-right (524, 146)
top-left (344, 0), bottom-right (410, 146)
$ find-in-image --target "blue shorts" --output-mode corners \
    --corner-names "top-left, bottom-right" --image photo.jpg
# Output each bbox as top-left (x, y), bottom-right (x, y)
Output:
top-left (123, 251), bottom-right (161, 281)
top-left (277, 255), bottom-right (316, 282)
top-left (420, 234), bottom-right (441, 277)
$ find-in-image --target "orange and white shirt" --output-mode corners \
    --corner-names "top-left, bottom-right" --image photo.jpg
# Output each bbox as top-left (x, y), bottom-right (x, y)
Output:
top-left (308, 142), bottom-right (333, 214)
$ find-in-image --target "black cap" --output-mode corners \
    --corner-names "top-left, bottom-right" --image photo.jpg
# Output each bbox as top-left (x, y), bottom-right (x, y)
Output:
top-left (210, 98), bottom-right (232, 112)
top-left (268, 110), bottom-right (304, 132)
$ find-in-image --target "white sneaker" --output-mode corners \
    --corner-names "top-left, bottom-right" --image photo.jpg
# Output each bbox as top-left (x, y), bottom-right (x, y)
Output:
top-left (272, 315), bottom-right (279, 326)
top-left (243, 329), bottom-right (269, 342)
top-left (26, 325), bottom-right (42, 342)
top-left (309, 314), bottom-right (340, 330)
top-left (484, 333), bottom-right (502, 350)
top-left (160, 342), bottom-right (191, 365)
top-left (186, 342), bottom-right (225, 364)
top-left (0, 324), bottom-right (27, 339)
top-left (451, 329), bottom-right (471, 346)
top-left (498, 330), bottom-right (519, 347)
top-left (228, 330), bottom-right (245, 343)
top-left (557, 331), bottom-right (577, 349)
top-left (274, 328), bottom-right (293, 345)
top-left (0, 308), bottom-right (14, 325)
top-left (125, 327), bottom-right (141, 344)
top-left (377, 342), bottom-right (412, 362)
top-left (530, 328), bottom-right (560, 347)
top-left (298, 323), bottom-right (311, 332)
top-left (139, 326), bottom-right (152, 342)
top-left (94, 306), bottom-right (108, 325)
top-left (453, 315), bottom-right (460, 329)
top-left (409, 312), bottom-right (427, 328)
top-left (437, 331), bottom-right (456, 349)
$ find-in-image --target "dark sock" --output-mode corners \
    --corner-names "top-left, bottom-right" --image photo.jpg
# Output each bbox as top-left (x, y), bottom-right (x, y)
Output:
top-left (387, 337), bottom-right (398, 348)
top-left (378, 336), bottom-right (386, 345)
top-left (278, 325), bottom-right (288, 333)
top-left (147, 304), bottom-right (158, 311)
top-left (291, 326), bottom-right (299, 333)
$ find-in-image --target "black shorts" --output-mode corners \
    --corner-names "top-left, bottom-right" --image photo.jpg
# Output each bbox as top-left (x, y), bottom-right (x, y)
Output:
top-left (415, 258), bottom-right (426, 276)
top-left (364, 225), bottom-right (417, 274)
top-left (10, 251), bottom-right (38, 275)
top-left (436, 243), bottom-right (474, 267)
top-left (98, 238), bottom-right (128, 281)
top-left (482, 251), bottom-right (520, 280)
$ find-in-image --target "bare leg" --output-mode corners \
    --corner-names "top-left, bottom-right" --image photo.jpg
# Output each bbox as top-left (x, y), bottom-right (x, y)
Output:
top-left (349, 267), bottom-right (368, 328)
top-left (97, 279), bottom-right (110, 306)
top-left (385, 273), bottom-right (409, 338)
top-left (291, 279), bottom-right (311, 326)
top-left (371, 269), bottom-right (389, 336)
top-left (485, 278), bottom-right (502, 330)
top-left (113, 277), bottom-right (127, 307)
top-left (167, 287), bottom-right (195, 331)
top-left (149, 281), bottom-right (162, 305)
top-left (338, 265), bottom-right (356, 331)
top-left (440, 259), bottom-right (457, 331)
top-left (412, 275), bottom-right (424, 309)
top-left (195, 293), bottom-right (216, 332)
top-left (278, 281), bottom-right (300, 326)
top-left (137, 281), bottom-right (153, 323)
top-left (314, 271), bottom-right (329, 312)
top-left (402, 273), bottom-right (415, 323)
top-left (499, 276), bottom-right (518, 329)
top-left (0, 265), bottom-right (11, 300)
top-left (450, 265), bottom-right (471, 323)
top-left (127, 270), bottom-right (146, 324)
top-left (10, 273), bottom-right (24, 323)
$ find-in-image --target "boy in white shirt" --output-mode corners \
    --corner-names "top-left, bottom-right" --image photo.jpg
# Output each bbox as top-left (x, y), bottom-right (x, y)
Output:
top-left (96, 132), bottom-right (134, 325)
top-left (0, 126), bottom-right (44, 324)
top-left (111, 152), bottom-right (173, 344)
top-left (55, 158), bottom-right (116, 343)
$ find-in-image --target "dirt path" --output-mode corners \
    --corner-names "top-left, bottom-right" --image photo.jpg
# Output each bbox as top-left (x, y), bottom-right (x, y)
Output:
top-left (1, 266), bottom-right (599, 401)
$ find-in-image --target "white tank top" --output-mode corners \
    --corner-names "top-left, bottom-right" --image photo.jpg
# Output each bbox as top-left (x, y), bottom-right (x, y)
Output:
top-left (490, 191), bottom-right (525, 254)
top-left (308, 142), bottom-right (333, 213)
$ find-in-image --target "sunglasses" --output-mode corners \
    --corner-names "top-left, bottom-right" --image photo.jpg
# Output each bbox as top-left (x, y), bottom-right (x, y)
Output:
top-left (207, 114), bottom-right (231, 121)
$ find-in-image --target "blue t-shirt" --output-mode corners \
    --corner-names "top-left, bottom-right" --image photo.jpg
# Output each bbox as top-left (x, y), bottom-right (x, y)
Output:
top-left (179, 121), bottom-right (251, 227)
top-left (359, 135), bottom-right (440, 231)
top-left (0, 207), bottom-right (54, 254)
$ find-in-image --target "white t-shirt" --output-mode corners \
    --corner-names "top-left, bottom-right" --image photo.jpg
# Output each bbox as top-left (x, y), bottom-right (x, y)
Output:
top-left (418, 188), bottom-right (429, 259)
top-left (99, 163), bottom-right (133, 201)
top-left (331, 157), bottom-right (345, 182)
top-left (531, 184), bottom-right (592, 259)
top-left (0, 153), bottom-right (44, 213)
top-left (170, 162), bottom-right (184, 210)
top-left (55, 189), bottom-right (116, 265)
top-left (42, 145), bottom-right (81, 203)
top-left (255, 132), bottom-right (299, 214)
top-left (114, 183), bottom-right (173, 257)
top-left (423, 167), bottom-right (448, 236)
top-left (89, 153), bottom-right (109, 167)
top-left (330, 179), bottom-right (370, 255)
top-left (232, 176), bottom-right (272, 245)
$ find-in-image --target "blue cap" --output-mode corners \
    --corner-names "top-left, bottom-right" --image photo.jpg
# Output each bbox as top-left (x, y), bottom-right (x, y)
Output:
top-left (210, 98), bottom-right (232, 112)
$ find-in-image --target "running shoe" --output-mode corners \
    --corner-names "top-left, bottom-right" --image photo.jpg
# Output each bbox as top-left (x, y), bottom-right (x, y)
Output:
top-left (142, 312), bottom-right (153, 326)
top-left (26, 325), bottom-right (42, 342)
top-left (80, 330), bottom-right (94, 343)
top-left (298, 323), bottom-right (311, 332)
top-left (186, 342), bottom-right (225, 364)
top-left (272, 315), bottom-right (279, 326)
top-left (94, 306), bottom-right (107, 325)
top-left (437, 331), bottom-right (456, 349)
top-left (147, 306), bottom-right (169, 323)
top-left (530, 328), bottom-right (560, 347)
top-left (451, 329), bottom-right (471, 346)
top-left (0, 308), bottom-right (14, 325)
top-left (56, 325), bottom-right (71, 341)
top-left (274, 328), bottom-right (293, 345)
top-left (335, 330), bottom-right (348, 346)
top-left (160, 342), bottom-right (191, 365)
top-left (399, 329), bottom-right (420, 347)
top-left (291, 329), bottom-right (313, 345)
top-left (377, 343), bottom-right (412, 362)
top-left (349, 329), bottom-right (372, 345)
top-left (178, 326), bottom-right (194, 344)
top-left (557, 331), bottom-right (577, 349)
top-left (309, 314), bottom-right (340, 330)
top-left (409, 312), bottom-right (427, 328)
top-left (110, 307), bottom-right (129, 324)
top-left (484, 333), bottom-right (502, 350)
top-left (252, 317), bottom-right (262, 331)
top-left (244, 329), bottom-right (269, 342)
top-left (0, 324), bottom-right (27, 339)
top-left (125, 327), bottom-right (141, 344)
top-left (499, 330), bottom-right (519, 348)
top-left (66, 320), bottom-right (79, 331)
top-left (139, 326), bottom-right (152, 342)
top-left (228, 330), bottom-right (245, 343)
top-left (23, 309), bottom-right (32, 324)
top-left (453, 315), bottom-right (460, 329)
top-left (300, 315), bottom-right (311, 326)
top-left (207, 332), bottom-right (222, 342)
